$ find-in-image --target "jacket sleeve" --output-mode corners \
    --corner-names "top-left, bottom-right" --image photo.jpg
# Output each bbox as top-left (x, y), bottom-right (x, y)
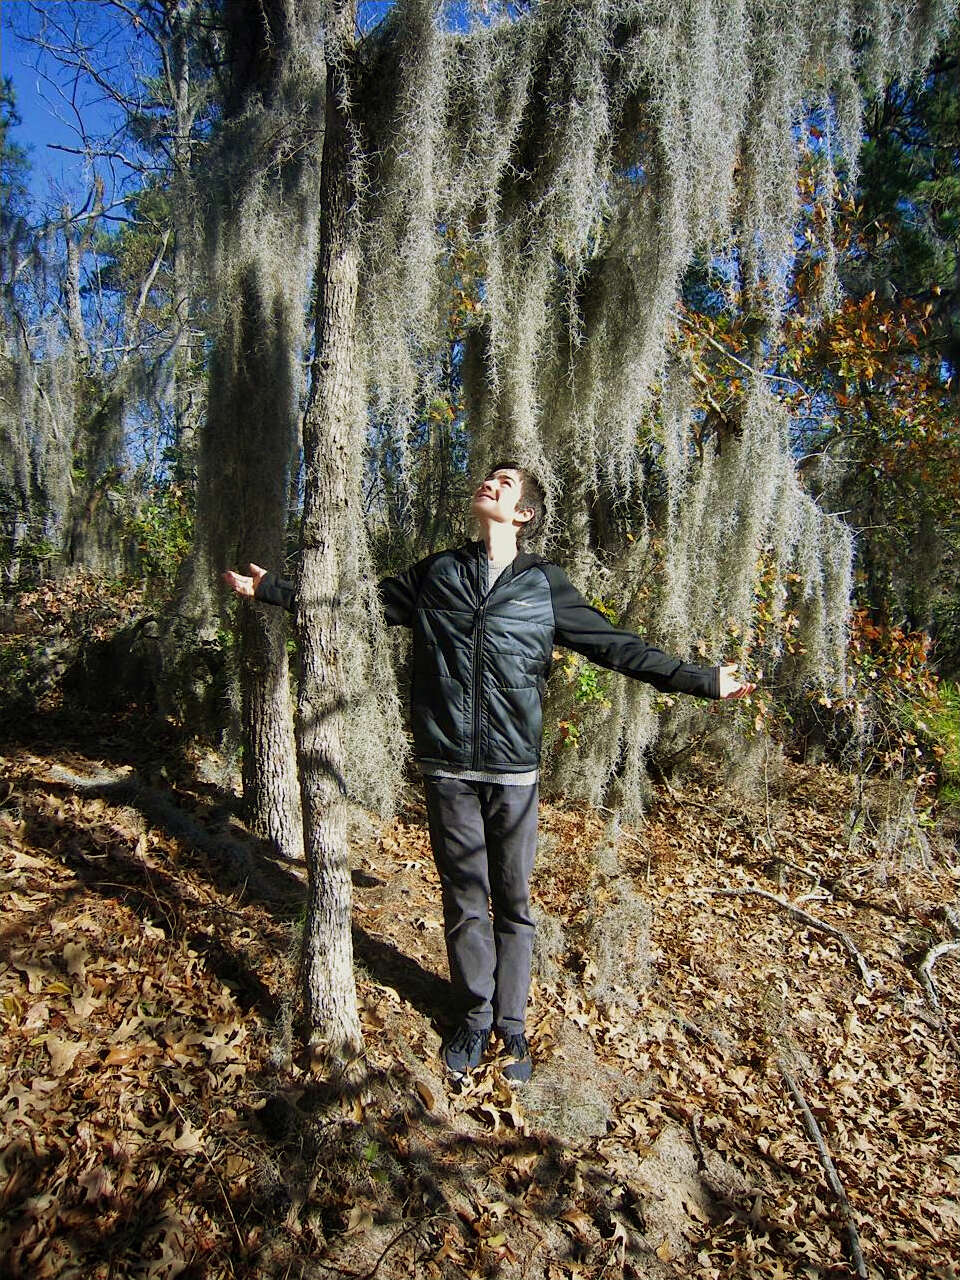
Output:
top-left (376, 555), bottom-right (438, 627)
top-left (255, 555), bottom-right (436, 625)
top-left (254, 571), bottom-right (296, 612)
top-left (542, 564), bottom-right (720, 699)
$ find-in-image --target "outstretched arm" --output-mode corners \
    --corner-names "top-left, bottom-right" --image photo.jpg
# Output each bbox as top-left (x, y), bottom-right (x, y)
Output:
top-left (223, 555), bottom-right (439, 624)
top-left (222, 563), bottom-right (295, 610)
top-left (543, 564), bottom-right (755, 700)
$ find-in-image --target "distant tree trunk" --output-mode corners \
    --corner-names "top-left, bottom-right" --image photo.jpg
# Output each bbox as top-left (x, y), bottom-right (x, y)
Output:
top-left (168, 0), bottom-right (201, 486)
top-left (190, 0), bottom-right (313, 862)
top-left (212, 271), bottom-right (303, 864)
top-left (296, 0), bottom-right (363, 1056)
top-left (62, 203), bottom-right (91, 364)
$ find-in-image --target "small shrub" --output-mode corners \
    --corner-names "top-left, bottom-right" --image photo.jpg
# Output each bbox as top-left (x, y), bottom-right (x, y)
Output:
top-left (126, 483), bottom-right (193, 591)
top-left (787, 611), bottom-right (944, 783)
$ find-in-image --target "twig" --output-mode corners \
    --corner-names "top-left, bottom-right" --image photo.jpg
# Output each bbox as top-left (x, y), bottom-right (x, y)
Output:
top-left (918, 940), bottom-right (960, 1013)
top-left (779, 1066), bottom-right (868, 1278)
top-left (308, 1214), bottom-right (450, 1278)
top-left (690, 1110), bottom-right (708, 1168)
top-left (710, 887), bottom-right (877, 987)
top-left (775, 858), bottom-right (821, 884)
top-left (677, 311), bottom-right (811, 395)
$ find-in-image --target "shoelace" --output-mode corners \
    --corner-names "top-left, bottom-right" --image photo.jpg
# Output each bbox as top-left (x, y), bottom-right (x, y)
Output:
top-left (502, 1033), bottom-right (529, 1060)
top-left (449, 1026), bottom-right (489, 1054)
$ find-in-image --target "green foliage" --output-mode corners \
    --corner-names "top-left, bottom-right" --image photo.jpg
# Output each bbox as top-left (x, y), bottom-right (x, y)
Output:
top-left (554, 654), bottom-right (613, 748)
top-left (0, 77), bottom-right (29, 215)
top-left (793, 610), bottom-right (947, 788)
top-left (93, 184), bottom-right (174, 318)
top-left (918, 681), bottom-right (960, 805)
top-left (855, 39), bottom-right (960, 377)
top-left (126, 484), bottom-right (193, 591)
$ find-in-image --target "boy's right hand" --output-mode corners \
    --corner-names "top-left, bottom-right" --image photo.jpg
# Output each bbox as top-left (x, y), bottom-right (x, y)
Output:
top-left (222, 563), bottom-right (268, 599)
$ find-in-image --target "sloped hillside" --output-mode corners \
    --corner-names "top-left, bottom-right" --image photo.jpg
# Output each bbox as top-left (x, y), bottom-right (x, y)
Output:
top-left (1, 720), bottom-right (958, 1279)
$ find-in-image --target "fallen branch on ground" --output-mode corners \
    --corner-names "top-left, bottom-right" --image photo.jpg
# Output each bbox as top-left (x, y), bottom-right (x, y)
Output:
top-left (779, 1066), bottom-right (868, 1279)
top-left (710, 886), bottom-right (876, 987)
top-left (919, 940), bottom-right (960, 1012)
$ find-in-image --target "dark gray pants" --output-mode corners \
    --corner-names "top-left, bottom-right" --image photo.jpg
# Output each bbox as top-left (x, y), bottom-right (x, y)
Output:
top-left (423, 778), bottom-right (538, 1035)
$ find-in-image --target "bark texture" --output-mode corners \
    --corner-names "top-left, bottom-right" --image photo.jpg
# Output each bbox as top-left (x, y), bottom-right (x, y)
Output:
top-left (296, 0), bottom-right (363, 1055)
top-left (196, 0), bottom-right (317, 862)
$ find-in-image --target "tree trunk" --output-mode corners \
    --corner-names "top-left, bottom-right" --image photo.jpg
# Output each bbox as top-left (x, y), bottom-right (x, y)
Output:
top-left (190, 0), bottom-right (310, 861)
top-left (239, 604), bottom-right (303, 861)
top-left (296, 0), bottom-right (363, 1057)
top-left (169, 0), bottom-right (201, 486)
top-left (62, 205), bottom-right (91, 364)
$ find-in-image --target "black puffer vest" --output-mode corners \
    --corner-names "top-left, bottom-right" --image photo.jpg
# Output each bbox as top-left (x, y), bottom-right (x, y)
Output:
top-left (408, 544), bottom-right (554, 772)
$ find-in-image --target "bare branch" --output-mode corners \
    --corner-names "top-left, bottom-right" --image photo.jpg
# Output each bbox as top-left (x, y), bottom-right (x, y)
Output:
top-left (678, 312), bottom-right (812, 398)
top-left (710, 887), bottom-right (877, 987)
top-left (918, 940), bottom-right (960, 1013)
top-left (780, 1066), bottom-right (869, 1278)
top-left (122, 228), bottom-right (172, 364)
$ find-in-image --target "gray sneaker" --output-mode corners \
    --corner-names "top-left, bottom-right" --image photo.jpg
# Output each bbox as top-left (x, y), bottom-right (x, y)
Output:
top-left (442, 1024), bottom-right (491, 1077)
top-left (500, 1031), bottom-right (532, 1083)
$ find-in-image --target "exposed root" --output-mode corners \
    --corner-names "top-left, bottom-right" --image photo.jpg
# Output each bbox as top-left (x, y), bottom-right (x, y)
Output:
top-left (711, 886), bottom-right (877, 987)
top-left (780, 1066), bottom-right (869, 1279)
top-left (919, 939), bottom-right (960, 1012)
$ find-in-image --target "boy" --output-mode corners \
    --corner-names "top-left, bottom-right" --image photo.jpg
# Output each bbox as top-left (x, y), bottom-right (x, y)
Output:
top-left (224, 463), bottom-right (753, 1082)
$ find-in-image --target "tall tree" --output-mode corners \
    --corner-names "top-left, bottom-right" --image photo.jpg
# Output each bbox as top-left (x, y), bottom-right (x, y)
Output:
top-left (297, 0), bottom-right (366, 1055)
top-left (196, 0), bottom-right (325, 863)
top-left (0, 78), bottom-right (35, 585)
top-left (286, 0), bottom-right (953, 1057)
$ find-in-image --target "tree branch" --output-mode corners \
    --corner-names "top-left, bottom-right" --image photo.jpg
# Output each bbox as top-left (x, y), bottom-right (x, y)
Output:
top-left (918, 940), bottom-right (960, 1013)
top-left (780, 1066), bottom-right (868, 1278)
top-left (678, 312), bottom-right (812, 397)
top-left (122, 228), bottom-right (171, 364)
top-left (710, 887), bottom-right (877, 987)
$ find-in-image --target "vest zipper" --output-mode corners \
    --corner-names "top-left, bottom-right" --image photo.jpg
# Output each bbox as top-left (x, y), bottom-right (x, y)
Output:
top-left (471, 545), bottom-right (487, 768)
top-left (470, 547), bottom-right (532, 769)
top-left (471, 598), bottom-right (488, 769)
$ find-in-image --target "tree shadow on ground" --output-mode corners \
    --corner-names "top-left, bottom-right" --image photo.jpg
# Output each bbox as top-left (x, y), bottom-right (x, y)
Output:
top-left (14, 724), bottom-right (456, 1030)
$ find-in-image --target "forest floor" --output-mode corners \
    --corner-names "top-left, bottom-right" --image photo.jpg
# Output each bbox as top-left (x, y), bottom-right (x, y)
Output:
top-left (2, 698), bottom-right (959, 1280)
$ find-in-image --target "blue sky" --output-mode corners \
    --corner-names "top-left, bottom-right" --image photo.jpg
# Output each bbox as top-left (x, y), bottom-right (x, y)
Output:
top-left (2, 0), bottom-right (133, 207)
top-left (1, 0), bottom-right (404, 214)
top-left (2, 0), bottom-right (491, 218)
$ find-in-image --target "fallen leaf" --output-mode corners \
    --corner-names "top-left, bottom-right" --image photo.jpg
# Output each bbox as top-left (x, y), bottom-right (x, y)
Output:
top-left (78, 1165), bottom-right (114, 1203)
top-left (11, 951), bottom-right (45, 993)
top-left (345, 1204), bottom-right (374, 1234)
top-left (45, 1034), bottom-right (83, 1075)
top-left (560, 1207), bottom-right (593, 1237)
top-left (171, 1119), bottom-right (203, 1153)
top-left (13, 850), bottom-right (49, 871)
top-left (63, 942), bottom-right (88, 980)
top-left (105, 1044), bottom-right (148, 1066)
top-left (70, 991), bottom-right (102, 1019)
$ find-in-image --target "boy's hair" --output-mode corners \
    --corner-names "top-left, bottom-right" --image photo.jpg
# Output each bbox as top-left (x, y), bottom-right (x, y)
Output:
top-left (486, 461), bottom-right (547, 543)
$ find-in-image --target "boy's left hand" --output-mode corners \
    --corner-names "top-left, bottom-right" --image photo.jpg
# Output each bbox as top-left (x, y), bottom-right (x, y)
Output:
top-left (718, 663), bottom-right (757, 699)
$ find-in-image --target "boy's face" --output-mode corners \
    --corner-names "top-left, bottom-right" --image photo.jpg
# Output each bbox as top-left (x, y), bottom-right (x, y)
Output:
top-left (471, 468), bottom-right (534, 532)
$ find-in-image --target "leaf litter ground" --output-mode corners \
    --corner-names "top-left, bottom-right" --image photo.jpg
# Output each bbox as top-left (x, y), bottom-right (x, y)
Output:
top-left (1, 718), bottom-right (959, 1279)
